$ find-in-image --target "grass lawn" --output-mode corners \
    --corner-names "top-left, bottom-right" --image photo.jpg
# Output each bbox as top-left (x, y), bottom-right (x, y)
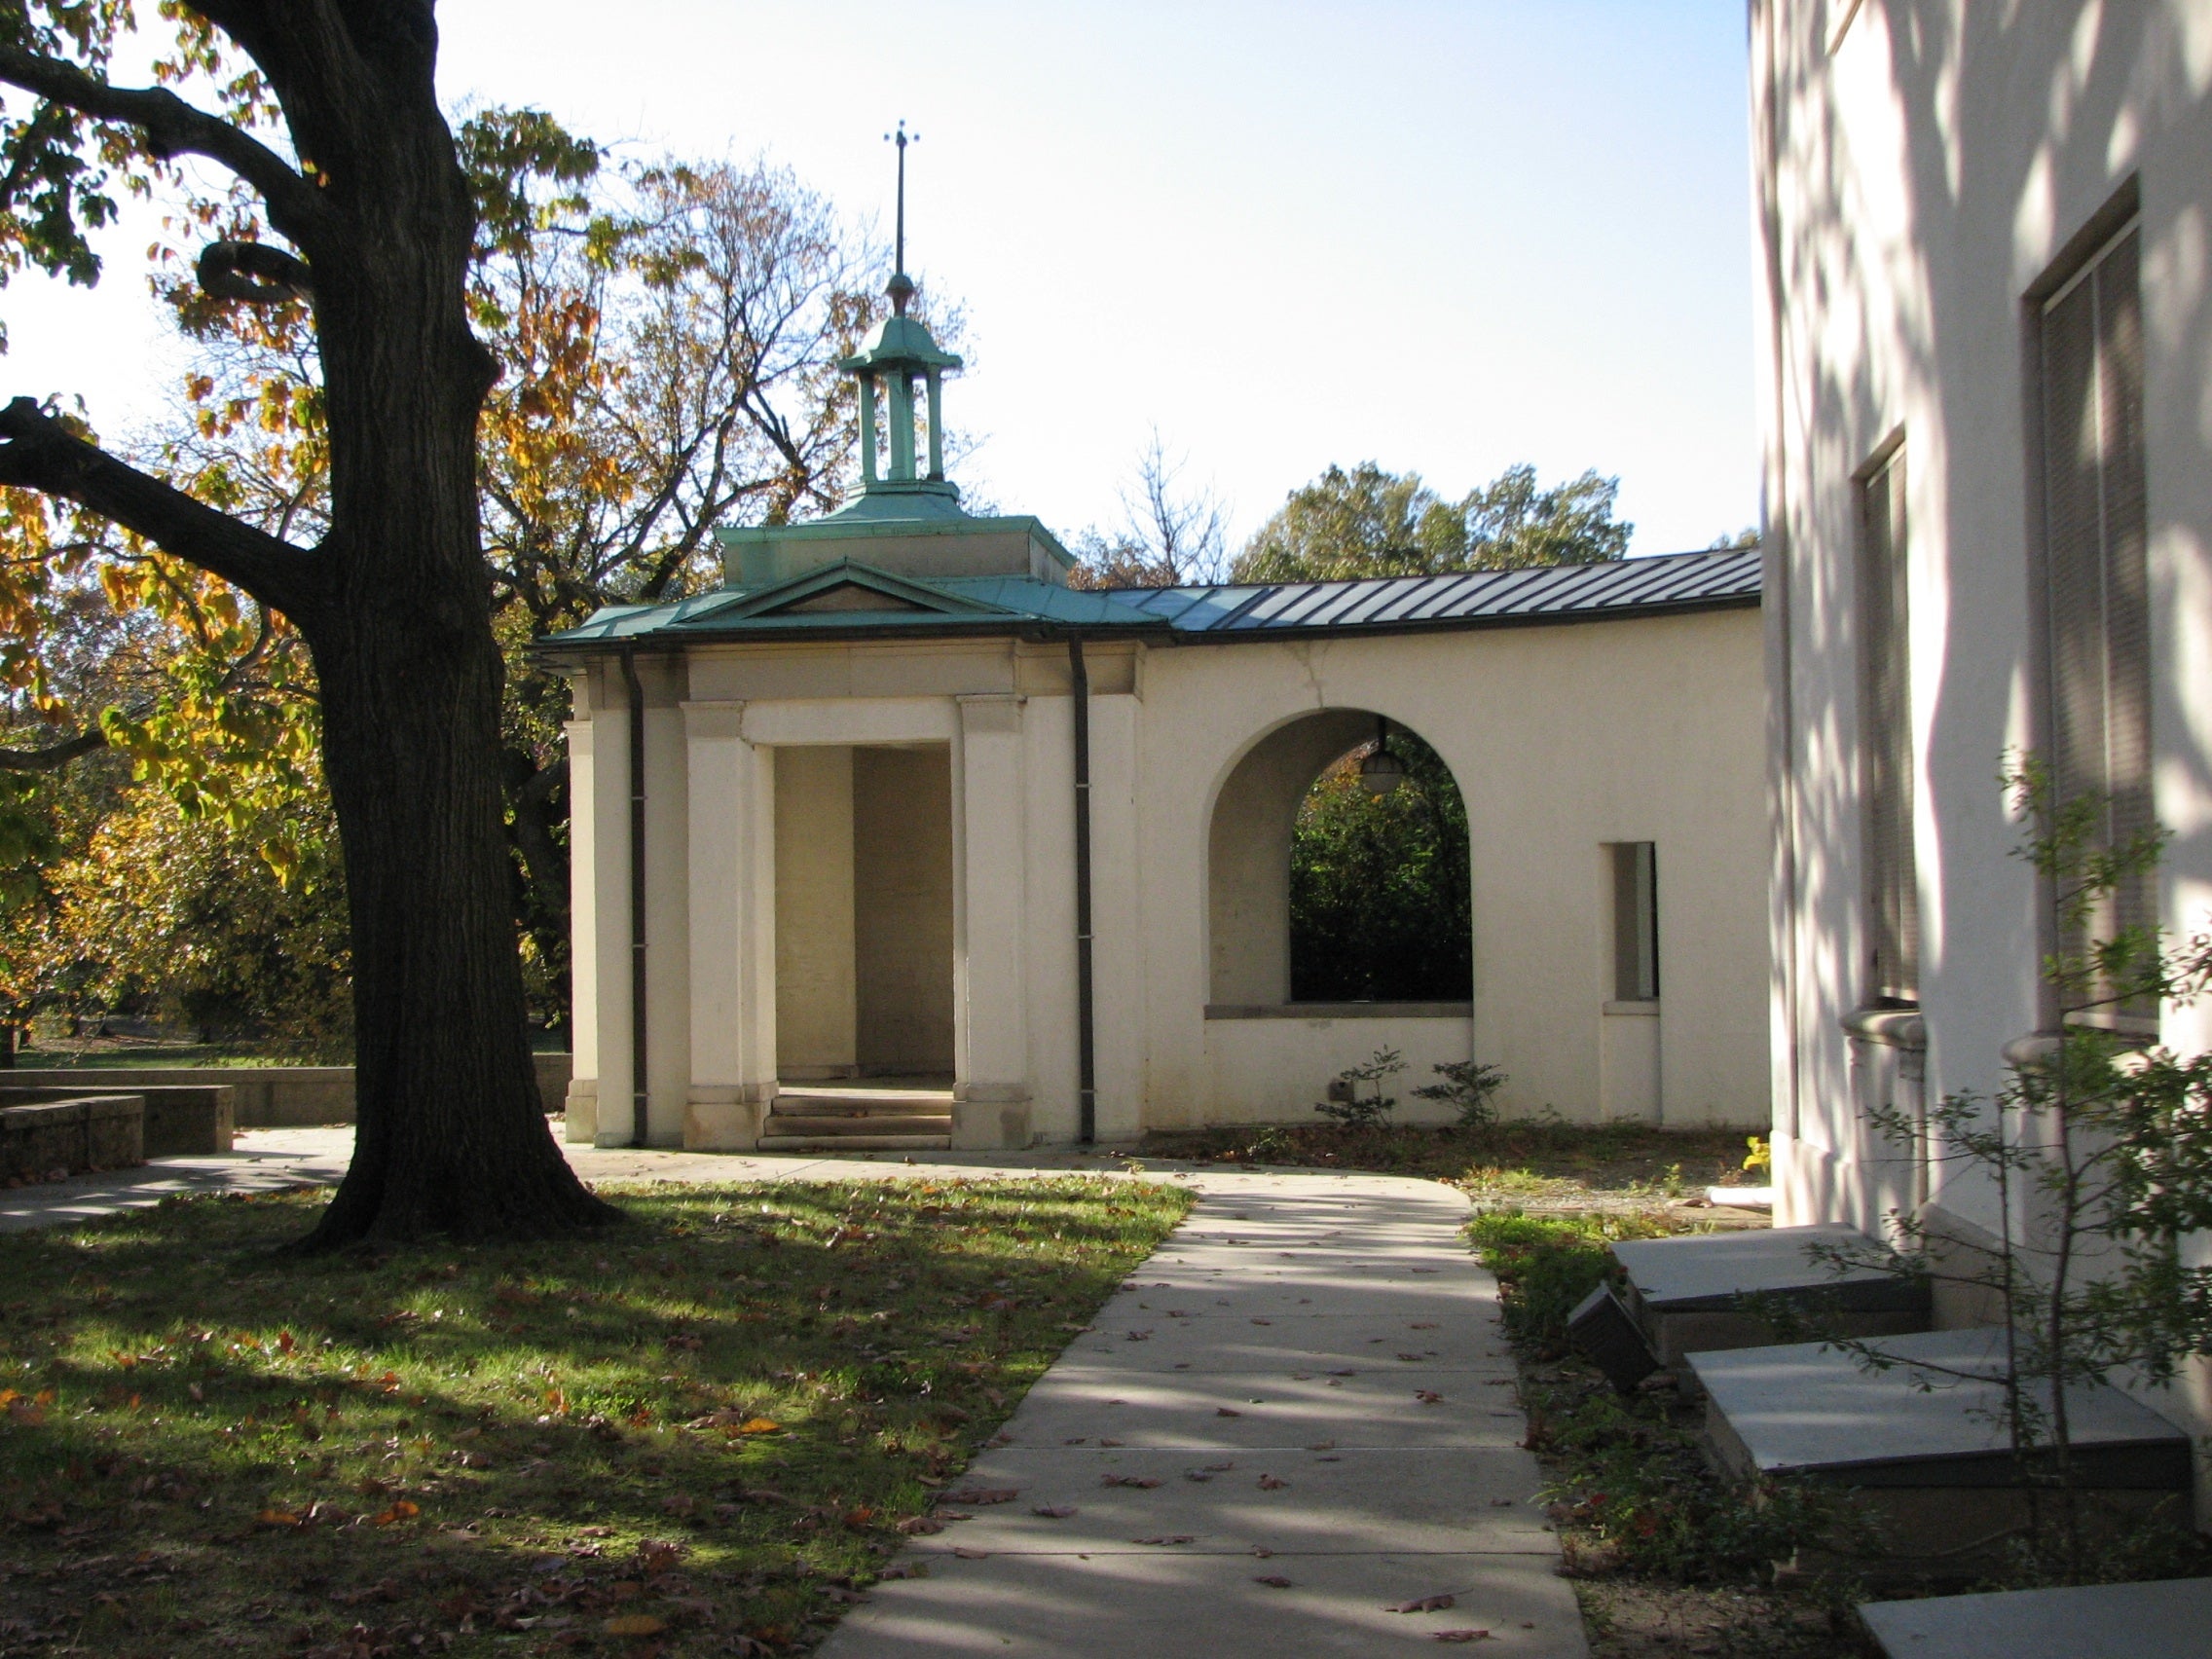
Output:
top-left (0, 1176), bottom-right (1194, 1657)
top-left (1146, 1121), bottom-right (1766, 1208)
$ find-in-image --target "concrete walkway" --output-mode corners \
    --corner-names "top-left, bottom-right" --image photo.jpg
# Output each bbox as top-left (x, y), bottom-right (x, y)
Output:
top-left (4, 1131), bottom-right (1588, 1652)
top-left (819, 1175), bottom-right (1588, 1658)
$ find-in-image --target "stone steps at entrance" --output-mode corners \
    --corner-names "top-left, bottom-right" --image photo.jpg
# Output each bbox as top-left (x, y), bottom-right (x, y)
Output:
top-left (757, 1084), bottom-right (955, 1153)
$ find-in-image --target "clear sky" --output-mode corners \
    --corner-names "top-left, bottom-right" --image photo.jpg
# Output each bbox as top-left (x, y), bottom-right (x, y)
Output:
top-left (3, 1), bottom-right (1756, 558)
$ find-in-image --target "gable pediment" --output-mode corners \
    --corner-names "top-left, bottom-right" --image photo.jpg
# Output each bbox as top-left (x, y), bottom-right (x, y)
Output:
top-left (675, 560), bottom-right (1012, 629)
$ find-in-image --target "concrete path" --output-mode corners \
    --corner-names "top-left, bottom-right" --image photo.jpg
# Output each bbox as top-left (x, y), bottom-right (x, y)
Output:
top-left (818, 1175), bottom-right (1589, 1658)
top-left (4, 1130), bottom-right (1588, 1652)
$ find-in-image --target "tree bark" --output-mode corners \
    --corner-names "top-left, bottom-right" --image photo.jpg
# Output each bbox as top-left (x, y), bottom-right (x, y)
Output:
top-left (274, 16), bottom-right (611, 1245)
top-left (0, 3), bottom-right (617, 1242)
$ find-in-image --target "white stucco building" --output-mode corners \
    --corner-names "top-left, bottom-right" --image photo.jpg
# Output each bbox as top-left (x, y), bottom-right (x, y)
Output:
top-left (1754, 0), bottom-right (2212, 1472)
top-left (544, 253), bottom-right (1771, 1153)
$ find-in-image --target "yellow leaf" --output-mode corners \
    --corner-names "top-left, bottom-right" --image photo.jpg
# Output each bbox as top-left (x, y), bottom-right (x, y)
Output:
top-left (603, 1615), bottom-right (666, 1638)
top-left (737, 1418), bottom-right (783, 1435)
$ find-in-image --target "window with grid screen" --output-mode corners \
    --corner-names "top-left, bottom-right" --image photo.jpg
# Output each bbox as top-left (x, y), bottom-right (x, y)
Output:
top-left (2041, 221), bottom-right (2152, 1014)
top-left (1859, 442), bottom-right (1917, 1005)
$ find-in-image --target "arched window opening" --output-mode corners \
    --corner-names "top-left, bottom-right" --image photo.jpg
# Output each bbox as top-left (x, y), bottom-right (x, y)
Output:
top-left (1289, 726), bottom-right (1471, 1002)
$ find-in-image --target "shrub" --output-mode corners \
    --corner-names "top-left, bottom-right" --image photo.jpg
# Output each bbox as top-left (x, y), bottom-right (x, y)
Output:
top-left (1413, 1058), bottom-right (1508, 1127)
top-left (1312, 1048), bottom-right (1404, 1128)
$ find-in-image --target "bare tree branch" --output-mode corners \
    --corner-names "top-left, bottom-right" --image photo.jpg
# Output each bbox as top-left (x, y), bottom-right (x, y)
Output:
top-left (0, 45), bottom-right (328, 241)
top-left (0, 398), bottom-right (317, 615)
top-left (0, 726), bottom-right (106, 773)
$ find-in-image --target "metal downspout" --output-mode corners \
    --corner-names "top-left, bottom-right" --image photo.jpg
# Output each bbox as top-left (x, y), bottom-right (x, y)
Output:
top-left (620, 647), bottom-right (649, 1149)
top-left (1070, 636), bottom-right (1097, 1144)
top-left (1756, 1), bottom-right (1803, 1151)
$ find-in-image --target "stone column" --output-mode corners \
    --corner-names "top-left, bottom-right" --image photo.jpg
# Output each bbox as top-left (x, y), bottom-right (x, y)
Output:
top-left (953, 692), bottom-right (1032, 1148)
top-left (587, 667), bottom-right (637, 1146)
top-left (563, 717), bottom-right (601, 1142)
top-left (681, 701), bottom-right (776, 1149)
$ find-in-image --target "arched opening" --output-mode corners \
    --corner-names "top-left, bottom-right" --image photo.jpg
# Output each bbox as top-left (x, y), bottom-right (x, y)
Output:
top-left (1207, 710), bottom-right (1471, 1008)
top-left (1289, 724), bottom-right (1470, 1001)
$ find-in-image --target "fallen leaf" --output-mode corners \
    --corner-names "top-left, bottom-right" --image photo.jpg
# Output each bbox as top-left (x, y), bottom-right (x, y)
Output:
top-left (1131, 1534), bottom-right (1195, 1545)
top-left (1100, 1475), bottom-right (1161, 1489)
top-left (603, 1614), bottom-right (666, 1637)
top-left (1415, 1390), bottom-right (1444, 1405)
top-left (1389, 1595), bottom-right (1457, 1613)
top-left (896, 1517), bottom-right (944, 1535)
top-left (254, 1509), bottom-right (303, 1528)
top-left (940, 1489), bottom-right (1016, 1506)
top-left (1254, 1574), bottom-right (1294, 1589)
top-left (1256, 1475), bottom-right (1288, 1491)
top-left (736, 1418), bottom-right (782, 1435)
top-left (1432, 1633), bottom-right (1493, 1644)
top-left (1215, 1407), bottom-right (1242, 1418)
top-left (951, 1546), bottom-right (990, 1560)
top-left (1030, 1505), bottom-right (1077, 1518)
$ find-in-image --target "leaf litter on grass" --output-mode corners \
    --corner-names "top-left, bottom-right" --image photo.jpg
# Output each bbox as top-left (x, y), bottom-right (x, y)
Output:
top-left (0, 1175), bottom-right (1191, 1656)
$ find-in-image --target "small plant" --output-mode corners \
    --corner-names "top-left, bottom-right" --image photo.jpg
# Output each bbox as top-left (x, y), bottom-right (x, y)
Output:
top-left (1313, 1047), bottom-right (1404, 1128)
top-left (1412, 1057), bottom-right (1509, 1127)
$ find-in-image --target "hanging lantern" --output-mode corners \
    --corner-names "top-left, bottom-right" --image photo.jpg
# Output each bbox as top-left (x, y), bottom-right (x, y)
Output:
top-left (1359, 718), bottom-right (1406, 797)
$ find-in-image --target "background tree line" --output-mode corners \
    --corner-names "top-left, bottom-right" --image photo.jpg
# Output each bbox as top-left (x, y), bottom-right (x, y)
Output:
top-left (0, 83), bottom-right (1666, 1054)
top-left (0, 105), bottom-right (924, 1056)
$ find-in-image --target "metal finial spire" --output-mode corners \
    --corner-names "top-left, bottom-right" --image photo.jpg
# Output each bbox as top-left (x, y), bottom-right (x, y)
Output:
top-left (884, 121), bottom-right (917, 315)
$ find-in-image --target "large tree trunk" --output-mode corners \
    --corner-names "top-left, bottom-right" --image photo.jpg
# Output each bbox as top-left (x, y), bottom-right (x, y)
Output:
top-left (280, 19), bottom-right (612, 1245)
top-left (0, 5), bottom-right (617, 1241)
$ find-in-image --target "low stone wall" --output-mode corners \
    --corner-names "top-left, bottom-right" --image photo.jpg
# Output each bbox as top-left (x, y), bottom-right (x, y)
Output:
top-left (0, 1094), bottom-right (143, 1181)
top-left (0, 1086), bottom-right (235, 1157)
top-left (0, 1053), bottom-right (573, 1128)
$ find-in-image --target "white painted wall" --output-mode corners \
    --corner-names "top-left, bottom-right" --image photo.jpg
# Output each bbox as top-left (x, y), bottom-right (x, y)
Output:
top-left (1755, 0), bottom-right (2212, 1495)
top-left (566, 606), bottom-right (1767, 1145)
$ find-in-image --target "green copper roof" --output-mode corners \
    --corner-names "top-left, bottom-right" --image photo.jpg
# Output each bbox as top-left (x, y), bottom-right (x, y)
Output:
top-left (839, 313), bottom-right (961, 373)
top-left (535, 546), bottom-right (1762, 658)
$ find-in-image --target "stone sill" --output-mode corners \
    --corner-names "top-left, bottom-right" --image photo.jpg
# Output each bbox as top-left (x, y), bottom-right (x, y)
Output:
top-left (1842, 1004), bottom-right (1926, 1050)
top-left (1204, 1002), bottom-right (1473, 1021)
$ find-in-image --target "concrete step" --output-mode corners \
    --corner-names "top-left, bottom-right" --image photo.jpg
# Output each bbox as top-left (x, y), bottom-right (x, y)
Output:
top-left (764, 1114), bottom-right (953, 1138)
top-left (770, 1095), bottom-right (954, 1119)
top-left (756, 1132), bottom-right (952, 1153)
top-left (769, 1092), bottom-right (950, 1119)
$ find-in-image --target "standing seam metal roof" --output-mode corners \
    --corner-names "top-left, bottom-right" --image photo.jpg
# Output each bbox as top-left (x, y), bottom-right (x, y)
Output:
top-left (535, 545), bottom-right (1760, 651)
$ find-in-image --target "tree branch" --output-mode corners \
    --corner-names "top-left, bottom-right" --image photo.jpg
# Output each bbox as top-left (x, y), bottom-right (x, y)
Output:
top-left (197, 239), bottom-right (313, 304)
top-left (0, 726), bottom-right (105, 773)
top-left (0, 398), bottom-right (317, 616)
top-left (0, 45), bottom-right (327, 241)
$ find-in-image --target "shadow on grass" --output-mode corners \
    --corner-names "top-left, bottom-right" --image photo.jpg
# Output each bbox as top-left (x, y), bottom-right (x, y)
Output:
top-left (0, 1178), bottom-right (1193, 1657)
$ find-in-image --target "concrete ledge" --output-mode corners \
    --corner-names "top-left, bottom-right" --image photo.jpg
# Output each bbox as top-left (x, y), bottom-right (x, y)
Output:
top-left (1204, 1002), bottom-right (1473, 1020)
top-left (0, 1094), bottom-right (143, 1180)
top-left (0, 1085), bottom-right (233, 1157)
top-left (2, 1053), bottom-right (574, 1125)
